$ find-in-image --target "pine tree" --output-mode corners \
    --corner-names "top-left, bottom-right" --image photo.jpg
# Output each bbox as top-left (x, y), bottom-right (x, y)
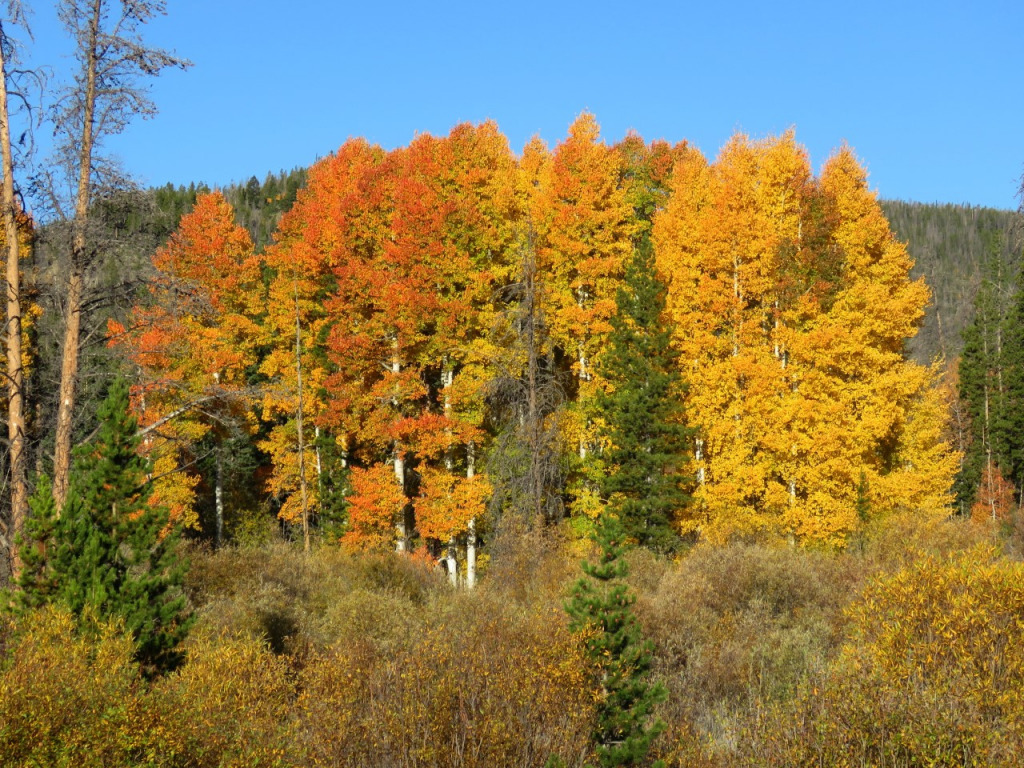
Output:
top-left (596, 235), bottom-right (691, 553)
top-left (17, 379), bottom-right (192, 671)
top-left (566, 513), bottom-right (666, 767)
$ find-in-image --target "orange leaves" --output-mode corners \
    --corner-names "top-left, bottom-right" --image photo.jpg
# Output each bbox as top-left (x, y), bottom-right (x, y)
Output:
top-left (114, 192), bottom-right (261, 530)
top-left (342, 464), bottom-right (407, 551)
top-left (318, 124), bottom-right (517, 551)
top-left (104, 118), bottom-right (960, 555)
top-left (971, 463), bottom-right (1017, 525)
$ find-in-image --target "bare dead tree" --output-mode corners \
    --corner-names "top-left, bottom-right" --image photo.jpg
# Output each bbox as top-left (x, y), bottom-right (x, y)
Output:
top-left (0, 1), bottom-right (39, 580)
top-left (487, 229), bottom-right (567, 531)
top-left (38, 0), bottom-right (189, 510)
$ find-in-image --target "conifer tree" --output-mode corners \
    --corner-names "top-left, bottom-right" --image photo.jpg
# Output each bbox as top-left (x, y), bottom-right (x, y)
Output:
top-left (956, 239), bottom-right (1016, 513)
top-left (596, 235), bottom-right (691, 553)
top-left (566, 512), bottom-right (666, 767)
top-left (17, 379), bottom-right (191, 671)
top-left (999, 265), bottom-right (1024, 501)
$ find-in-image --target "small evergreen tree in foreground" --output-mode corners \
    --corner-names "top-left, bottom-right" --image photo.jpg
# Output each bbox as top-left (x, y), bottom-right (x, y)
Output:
top-left (17, 379), bottom-right (192, 671)
top-left (596, 235), bottom-right (691, 553)
top-left (567, 513), bottom-right (667, 767)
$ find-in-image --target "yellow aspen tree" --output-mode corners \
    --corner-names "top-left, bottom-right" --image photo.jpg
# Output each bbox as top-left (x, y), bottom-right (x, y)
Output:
top-left (655, 135), bottom-right (806, 541)
top-left (527, 113), bottom-right (635, 519)
top-left (655, 136), bottom-right (954, 545)
top-left (815, 147), bottom-right (954, 527)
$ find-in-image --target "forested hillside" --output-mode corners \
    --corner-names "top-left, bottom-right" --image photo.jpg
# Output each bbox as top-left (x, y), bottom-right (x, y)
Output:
top-left (882, 200), bottom-right (1021, 363)
top-left (6, 3), bottom-right (1024, 766)
top-left (6, 118), bottom-right (1024, 767)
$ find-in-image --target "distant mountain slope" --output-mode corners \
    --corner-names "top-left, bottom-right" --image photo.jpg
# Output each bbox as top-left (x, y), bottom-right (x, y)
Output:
top-left (881, 201), bottom-right (1021, 364)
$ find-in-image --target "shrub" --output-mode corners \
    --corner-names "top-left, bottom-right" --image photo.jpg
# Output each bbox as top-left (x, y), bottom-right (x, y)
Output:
top-left (739, 550), bottom-right (1024, 765)
top-left (639, 543), bottom-right (859, 761)
top-left (296, 593), bottom-right (595, 768)
top-left (140, 628), bottom-right (298, 767)
top-left (0, 607), bottom-right (142, 767)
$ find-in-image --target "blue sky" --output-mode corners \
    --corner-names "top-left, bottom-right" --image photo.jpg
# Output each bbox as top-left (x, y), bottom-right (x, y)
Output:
top-left (23, 0), bottom-right (1024, 209)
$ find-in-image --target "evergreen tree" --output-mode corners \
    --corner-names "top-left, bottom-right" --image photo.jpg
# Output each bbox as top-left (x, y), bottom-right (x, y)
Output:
top-left (595, 235), bottom-right (691, 552)
top-left (15, 479), bottom-right (60, 610)
top-left (566, 513), bottom-right (666, 768)
top-left (17, 379), bottom-right (192, 671)
top-left (956, 238), bottom-right (1017, 513)
top-left (1002, 274), bottom-right (1024, 497)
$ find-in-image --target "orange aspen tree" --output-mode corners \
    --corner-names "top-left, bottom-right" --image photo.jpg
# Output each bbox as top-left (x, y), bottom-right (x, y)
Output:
top-left (614, 133), bottom-right (682, 232)
top-left (262, 139), bottom-right (391, 533)
top-left (112, 192), bottom-right (261, 534)
top-left (327, 126), bottom-right (514, 565)
top-left (410, 123), bottom-right (518, 584)
top-left (322, 140), bottom-right (437, 553)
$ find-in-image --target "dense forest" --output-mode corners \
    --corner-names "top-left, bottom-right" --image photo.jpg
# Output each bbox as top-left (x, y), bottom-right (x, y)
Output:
top-left (882, 200), bottom-right (1021, 363)
top-left (2, 3), bottom-right (1024, 767)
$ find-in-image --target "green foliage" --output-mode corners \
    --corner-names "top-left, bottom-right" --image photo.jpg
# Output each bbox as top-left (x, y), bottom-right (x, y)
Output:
top-left (567, 514), bottom-right (667, 767)
top-left (596, 235), bottom-right (691, 553)
top-left (882, 200), bottom-right (1020, 364)
top-left (14, 479), bottom-right (60, 610)
top-left (952, 228), bottom-right (1024, 518)
top-left (17, 379), bottom-right (192, 671)
top-left (221, 167), bottom-right (307, 250)
top-left (1002, 273), bottom-right (1024, 491)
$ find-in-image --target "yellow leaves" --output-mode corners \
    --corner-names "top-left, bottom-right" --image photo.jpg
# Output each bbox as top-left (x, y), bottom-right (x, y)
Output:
top-left (844, 550), bottom-right (1024, 705)
top-left (416, 468), bottom-right (491, 542)
top-left (147, 450), bottom-right (200, 530)
top-left (655, 131), bottom-right (956, 546)
top-left (531, 113), bottom-right (635, 384)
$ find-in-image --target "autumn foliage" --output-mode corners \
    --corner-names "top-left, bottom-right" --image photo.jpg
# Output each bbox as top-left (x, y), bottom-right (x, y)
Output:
top-left (111, 116), bottom-right (958, 563)
top-left (653, 135), bottom-right (955, 545)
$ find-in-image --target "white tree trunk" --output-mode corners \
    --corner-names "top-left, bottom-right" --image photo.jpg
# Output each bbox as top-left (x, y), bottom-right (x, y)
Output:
top-left (394, 448), bottom-right (407, 552)
top-left (392, 338), bottom-right (408, 552)
top-left (466, 440), bottom-right (477, 590)
top-left (695, 438), bottom-right (705, 486)
top-left (446, 537), bottom-right (458, 587)
top-left (215, 451), bottom-right (224, 548)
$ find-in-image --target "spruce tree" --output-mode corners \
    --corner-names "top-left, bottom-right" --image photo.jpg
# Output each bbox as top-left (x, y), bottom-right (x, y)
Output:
top-left (14, 478), bottom-right (60, 610)
top-left (17, 379), bottom-right (192, 670)
top-left (1002, 276), bottom-right (1024, 497)
top-left (956, 240), bottom-right (1017, 513)
top-left (566, 513), bottom-right (666, 768)
top-left (595, 235), bottom-right (691, 552)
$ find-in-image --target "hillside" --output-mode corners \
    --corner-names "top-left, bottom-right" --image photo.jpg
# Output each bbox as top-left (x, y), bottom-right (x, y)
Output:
top-left (881, 200), bottom-right (1021, 364)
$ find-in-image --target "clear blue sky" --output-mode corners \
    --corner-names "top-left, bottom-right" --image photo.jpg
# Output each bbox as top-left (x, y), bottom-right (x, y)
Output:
top-left (24, 0), bottom-right (1024, 209)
